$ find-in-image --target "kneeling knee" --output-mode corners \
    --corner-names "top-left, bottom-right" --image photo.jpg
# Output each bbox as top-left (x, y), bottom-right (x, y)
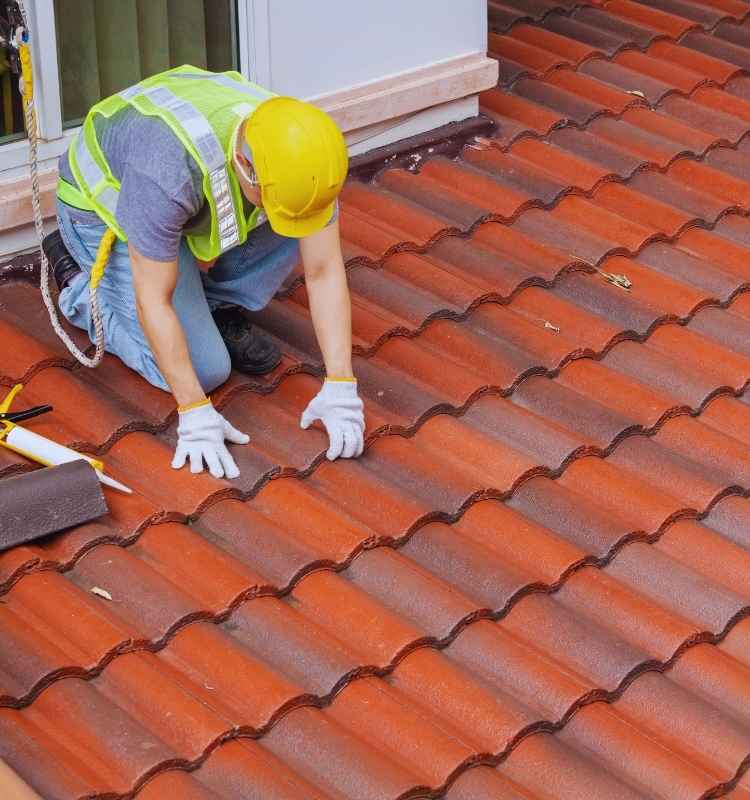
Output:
top-left (196, 348), bottom-right (232, 393)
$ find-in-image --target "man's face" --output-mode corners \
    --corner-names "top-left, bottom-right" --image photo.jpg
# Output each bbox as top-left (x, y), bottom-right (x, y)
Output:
top-left (234, 150), bottom-right (263, 208)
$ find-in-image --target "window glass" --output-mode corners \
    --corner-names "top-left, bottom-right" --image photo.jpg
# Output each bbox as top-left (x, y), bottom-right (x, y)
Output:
top-left (0, 5), bottom-right (25, 144)
top-left (53, 0), bottom-right (238, 128)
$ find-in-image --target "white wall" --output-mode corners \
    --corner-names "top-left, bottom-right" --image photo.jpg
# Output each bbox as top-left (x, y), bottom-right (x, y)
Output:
top-left (250, 0), bottom-right (488, 99)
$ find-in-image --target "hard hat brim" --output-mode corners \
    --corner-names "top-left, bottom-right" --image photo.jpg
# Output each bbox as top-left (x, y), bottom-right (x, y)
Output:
top-left (265, 200), bottom-right (337, 239)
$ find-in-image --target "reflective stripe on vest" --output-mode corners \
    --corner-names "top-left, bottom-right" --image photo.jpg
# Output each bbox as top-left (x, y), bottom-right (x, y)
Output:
top-left (178, 72), bottom-right (274, 102)
top-left (74, 132), bottom-right (118, 217)
top-left (123, 83), bottom-right (240, 250)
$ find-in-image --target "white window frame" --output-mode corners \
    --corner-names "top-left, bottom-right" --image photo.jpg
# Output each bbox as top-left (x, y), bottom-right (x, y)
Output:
top-left (1, 0), bottom-right (253, 183)
top-left (239, 0), bottom-right (271, 87)
top-left (0, 0), bottom-right (70, 181)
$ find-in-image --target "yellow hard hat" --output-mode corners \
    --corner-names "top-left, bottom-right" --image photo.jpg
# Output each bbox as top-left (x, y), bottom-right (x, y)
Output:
top-left (244, 97), bottom-right (348, 238)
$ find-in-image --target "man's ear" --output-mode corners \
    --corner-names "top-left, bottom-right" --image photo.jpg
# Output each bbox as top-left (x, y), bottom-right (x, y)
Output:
top-left (233, 150), bottom-right (257, 187)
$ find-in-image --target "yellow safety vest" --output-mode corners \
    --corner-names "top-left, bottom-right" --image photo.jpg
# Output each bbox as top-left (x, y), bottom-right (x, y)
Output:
top-left (59, 65), bottom-right (274, 261)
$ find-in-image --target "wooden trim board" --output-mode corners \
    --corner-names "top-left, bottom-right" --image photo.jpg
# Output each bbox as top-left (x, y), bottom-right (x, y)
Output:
top-left (0, 169), bottom-right (58, 234)
top-left (312, 52), bottom-right (498, 132)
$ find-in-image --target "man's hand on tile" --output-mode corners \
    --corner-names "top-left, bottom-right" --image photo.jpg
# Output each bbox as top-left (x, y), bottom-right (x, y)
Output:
top-left (300, 379), bottom-right (365, 460)
top-left (171, 401), bottom-right (250, 479)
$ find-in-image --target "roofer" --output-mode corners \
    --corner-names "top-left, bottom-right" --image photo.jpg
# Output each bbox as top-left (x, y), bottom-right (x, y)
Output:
top-left (43, 65), bottom-right (365, 480)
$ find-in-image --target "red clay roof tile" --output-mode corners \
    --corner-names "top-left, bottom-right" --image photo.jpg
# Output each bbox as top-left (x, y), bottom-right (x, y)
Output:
top-left (608, 0), bottom-right (701, 38)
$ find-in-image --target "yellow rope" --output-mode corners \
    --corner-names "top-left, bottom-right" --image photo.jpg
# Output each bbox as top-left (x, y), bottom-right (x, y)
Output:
top-left (19, 42), bottom-right (32, 110)
top-left (90, 229), bottom-right (116, 290)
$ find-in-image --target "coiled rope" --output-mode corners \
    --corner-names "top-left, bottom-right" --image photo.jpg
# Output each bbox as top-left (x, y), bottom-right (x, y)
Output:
top-left (15, 0), bottom-right (110, 368)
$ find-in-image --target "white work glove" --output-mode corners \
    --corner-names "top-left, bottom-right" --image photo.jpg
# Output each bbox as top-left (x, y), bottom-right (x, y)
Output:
top-left (300, 378), bottom-right (365, 460)
top-left (171, 400), bottom-right (249, 479)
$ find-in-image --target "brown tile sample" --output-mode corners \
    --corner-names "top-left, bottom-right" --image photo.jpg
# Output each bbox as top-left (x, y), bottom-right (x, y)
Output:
top-left (0, 461), bottom-right (107, 551)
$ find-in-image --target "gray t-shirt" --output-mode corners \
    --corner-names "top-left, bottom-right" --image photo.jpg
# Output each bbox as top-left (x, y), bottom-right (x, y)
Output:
top-left (59, 107), bottom-right (206, 261)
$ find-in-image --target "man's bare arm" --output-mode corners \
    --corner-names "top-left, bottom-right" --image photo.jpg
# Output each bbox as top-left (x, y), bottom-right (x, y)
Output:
top-left (129, 243), bottom-right (206, 406)
top-left (299, 218), bottom-right (354, 377)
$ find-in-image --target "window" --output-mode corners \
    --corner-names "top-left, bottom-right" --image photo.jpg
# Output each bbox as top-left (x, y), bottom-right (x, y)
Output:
top-left (0, 0), bottom-right (243, 180)
top-left (0, 3), bottom-right (25, 144)
top-left (54, 0), bottom-right (239, 128)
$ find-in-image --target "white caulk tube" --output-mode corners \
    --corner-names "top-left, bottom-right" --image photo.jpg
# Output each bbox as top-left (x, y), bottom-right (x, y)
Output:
top-left (4, 426), bottom-right (133, 494)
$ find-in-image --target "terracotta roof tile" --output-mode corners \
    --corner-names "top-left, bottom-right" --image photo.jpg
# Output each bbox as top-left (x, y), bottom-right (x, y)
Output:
top-left (4, 1), bottom-right (750, 796)
top-left (608, 0), bottom-right (702, 38)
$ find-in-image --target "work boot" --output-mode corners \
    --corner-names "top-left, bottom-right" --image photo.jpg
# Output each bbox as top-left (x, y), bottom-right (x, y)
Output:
top-left (42, 230), bottom-right (81, 292)
top-left (211, 305), bottom-right (282, 375)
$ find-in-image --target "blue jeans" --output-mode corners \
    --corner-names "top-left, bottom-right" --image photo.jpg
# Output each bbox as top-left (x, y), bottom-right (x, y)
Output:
top-left (57, 199), bottom-right (299, 392)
